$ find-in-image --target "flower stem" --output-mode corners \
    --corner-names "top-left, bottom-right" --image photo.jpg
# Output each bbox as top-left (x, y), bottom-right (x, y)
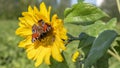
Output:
top-left (111, 46), bottom-right (119, 56)
top-left (116, 0), bottom-right (120, 14)
top-left (65, 37), bottom-right (80, 46)
top-left (66, 33), bottom-right (81, 46)
top-left (108, 49), bottom-right (120, 62)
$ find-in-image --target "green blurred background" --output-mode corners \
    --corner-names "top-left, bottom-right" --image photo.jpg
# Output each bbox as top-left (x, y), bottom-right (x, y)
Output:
top-left (0, 0), bottom-right (120, 68)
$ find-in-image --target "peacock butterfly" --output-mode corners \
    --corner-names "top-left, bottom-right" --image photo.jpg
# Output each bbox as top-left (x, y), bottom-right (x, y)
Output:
top-left (32, 19), bottom-right (52, 42)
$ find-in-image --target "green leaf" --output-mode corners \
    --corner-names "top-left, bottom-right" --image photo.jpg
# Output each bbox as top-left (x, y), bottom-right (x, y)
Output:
top-left (67, 33), bottom-right (74, 38)
top-left (78, 33), bottom-right (95, 48)
top-left (94, 53), bottom-right (110, 68)
top-left (64, 2), bottom-right (108, 25)
top-left (78, 33), bottom-right (95, 56)
top-left (84, 30), bottom-right (118, 68)
top-left (65, 18), bottom-right (117, 39)
top-left (50, 57), bottom-right (68, 68)
top-left (83, 18), bottom-right (117, 37)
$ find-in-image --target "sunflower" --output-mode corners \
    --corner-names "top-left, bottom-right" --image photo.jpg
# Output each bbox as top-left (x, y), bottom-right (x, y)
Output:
top-left (16, 2), bottom-right (67, 67)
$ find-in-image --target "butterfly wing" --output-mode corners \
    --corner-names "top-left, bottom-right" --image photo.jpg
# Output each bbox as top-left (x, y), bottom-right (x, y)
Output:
top-left (32, 24), bottom-right (40, 42)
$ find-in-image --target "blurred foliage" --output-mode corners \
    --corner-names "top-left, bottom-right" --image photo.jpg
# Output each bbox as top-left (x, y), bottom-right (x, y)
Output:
top-left (0, 0), bottom-right (71, 19)
top-left (0, 0), bottom-right (119, 22)
top-left (0, 0), bottom-right (27, 19)
top-left (0, 20), bottom-right (35, 68)
top-left (100, 0), bottom-right (120, 22)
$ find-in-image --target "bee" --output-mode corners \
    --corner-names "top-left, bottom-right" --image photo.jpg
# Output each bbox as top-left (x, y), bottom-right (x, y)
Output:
top-left (32, 19), bottom-right (52, 43)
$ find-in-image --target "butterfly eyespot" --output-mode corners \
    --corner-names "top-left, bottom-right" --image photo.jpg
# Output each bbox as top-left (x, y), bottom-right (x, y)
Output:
top-left (32, 29), bottom-right (35, 33)
top-left (32, 38), bottom-right (36, 42)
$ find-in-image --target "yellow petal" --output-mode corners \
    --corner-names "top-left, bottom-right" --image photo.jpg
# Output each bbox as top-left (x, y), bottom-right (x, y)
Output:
top-left (18, 36), bottom-right (33, 47)
top-left (33, 46), bottom-right (42, 61)
top-left (40, 2), bottom-right (48, 18)
top-left (18, 22), bottom-right (26, 27)
top-left (34, 6), bottom-right (39, 13)
top-left (51, 14), bottom-right (63, 28)
top-left (22, 6), bottom-right (33, 17)
top-left (19, 16), bottom-right (35, 28)
top-left (26, 45), bottom-right (37, 59)
top-left (47, 6), bottom-right (51, 22)
top-left (22, 12), bottom-right (29, 16)
top-left (55, 36), bottom-right (66, 50)
top-left (22, 9), bottom-right (38, 23)
top-left (18, 17), bottom-right (28, 27)
top-left (28, 6), bottom-right (33, 13)
top-left (16, 26), bottom-right (32, 37)
top-left (26, 44), bottom-right (34, 52)
top-left (57, 28), bottom-right (68, 40)
top-left (33, 6), bottom-right (41, 20)
top-left (51, 14), bottom-right (58, 27)
top-left (35, 46), bottom-right (47, 67)
top-left (51, 44), bottom-right (63, 62)
top-left (44, 48), bottom-right (51, 65)
top-left (22, 12), bottom-right (32, 17)
top-left (26, 42), bottom-right (40, 60)
top-left (24, 16), bottom-right (35, 26)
